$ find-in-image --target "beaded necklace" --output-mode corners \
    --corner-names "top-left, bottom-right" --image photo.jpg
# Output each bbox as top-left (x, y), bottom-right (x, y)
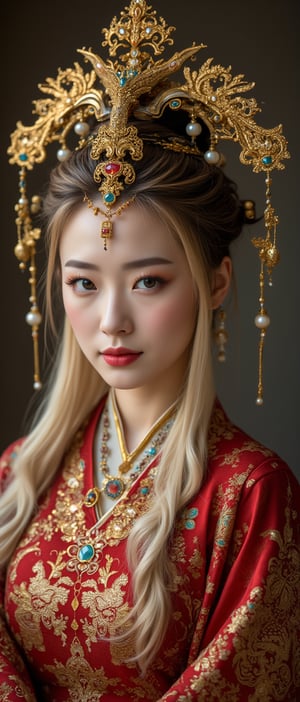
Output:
top-left (83, 395), bottom-right (177, 510)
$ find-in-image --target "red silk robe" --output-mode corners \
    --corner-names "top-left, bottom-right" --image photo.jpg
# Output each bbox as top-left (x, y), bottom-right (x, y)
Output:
top-left (0, 399), bottom-right (299, 701)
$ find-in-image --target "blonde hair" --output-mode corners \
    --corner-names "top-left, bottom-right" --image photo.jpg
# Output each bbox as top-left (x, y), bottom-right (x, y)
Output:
top-left (0, 122), bottom-right (244, 671)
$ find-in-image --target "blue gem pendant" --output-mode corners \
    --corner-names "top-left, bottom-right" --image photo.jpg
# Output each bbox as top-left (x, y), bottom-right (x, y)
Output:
top-left (77, 543), bottom-right (95, 562)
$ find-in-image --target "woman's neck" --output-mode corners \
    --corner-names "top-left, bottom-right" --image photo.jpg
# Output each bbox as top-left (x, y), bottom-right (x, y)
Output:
top-left (112, 387), bottom-right (180, 454)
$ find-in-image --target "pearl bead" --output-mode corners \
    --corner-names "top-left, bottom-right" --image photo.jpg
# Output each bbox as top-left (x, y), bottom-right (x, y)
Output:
top-left (254, 313), bottom-right (270, 329)
top-left (26, 310), bottom-right (42, 326)
top-left (185, 121), bottom-right (202, 137)
top-left (74, 122), bottom-right (90, 137)
top-left (217, 331), bottom-right (227, 344)
top-left (256, 397), bottom-right (264, 406)
top-left (34, 381), bottom-right (42, 391)
top-left (204, 150), bottom-right (220, 165)
top-left (57, 148), bottom-right (72, 162)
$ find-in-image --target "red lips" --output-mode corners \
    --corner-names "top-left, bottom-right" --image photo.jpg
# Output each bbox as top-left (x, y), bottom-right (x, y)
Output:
top-left (101, 347), bottom-right (142, 367)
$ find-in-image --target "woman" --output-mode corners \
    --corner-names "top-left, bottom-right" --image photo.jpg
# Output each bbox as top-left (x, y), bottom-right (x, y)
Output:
top-left (0, 119), bottom-right (299, 701)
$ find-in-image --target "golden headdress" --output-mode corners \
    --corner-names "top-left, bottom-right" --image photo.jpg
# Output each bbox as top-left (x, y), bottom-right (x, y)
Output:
top-left (8, 0), bottom-right (289, 402)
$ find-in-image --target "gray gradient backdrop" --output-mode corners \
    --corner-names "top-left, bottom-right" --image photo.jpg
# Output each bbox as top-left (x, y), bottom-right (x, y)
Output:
top-left (1, 0), bottom-right (299, 479)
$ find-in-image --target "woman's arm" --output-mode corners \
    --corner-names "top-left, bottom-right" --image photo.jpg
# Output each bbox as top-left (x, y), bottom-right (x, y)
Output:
top-left (159, 464), bottom-right (300, 701)
top-left (0, 444), bottom-right (37, 702)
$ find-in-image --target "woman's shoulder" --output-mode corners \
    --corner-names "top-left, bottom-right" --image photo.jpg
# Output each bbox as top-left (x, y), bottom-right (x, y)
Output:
top-left (207, 399), bottom-right (297, 487)
top-left (0, 438), bottom-right (25, 494)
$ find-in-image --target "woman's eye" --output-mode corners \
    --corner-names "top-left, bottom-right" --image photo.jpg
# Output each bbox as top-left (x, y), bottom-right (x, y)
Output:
top-left (66, 277), bottom-right (96, 293)
top-left (134, 276), bottom-right (164, 290)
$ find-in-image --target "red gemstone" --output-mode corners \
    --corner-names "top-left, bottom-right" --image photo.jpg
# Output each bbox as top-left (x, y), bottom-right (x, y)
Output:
top-left (105, 162), bottom-right (121, 175)
top-left (110, 483), bottom-right (119, 494)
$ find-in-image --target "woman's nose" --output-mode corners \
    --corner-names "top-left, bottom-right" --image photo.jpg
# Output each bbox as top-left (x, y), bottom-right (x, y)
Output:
top-left (99, 290), bottom-right (133, 336)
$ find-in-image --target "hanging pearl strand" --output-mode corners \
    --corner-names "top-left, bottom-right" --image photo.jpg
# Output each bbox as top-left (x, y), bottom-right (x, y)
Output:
top-left (14, 167), bottom-right (43, 389)
top-left (253, 172), bottom-right (280, 405)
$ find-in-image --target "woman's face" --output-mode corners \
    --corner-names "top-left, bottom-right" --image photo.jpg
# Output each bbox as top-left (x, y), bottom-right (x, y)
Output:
top-left (59, 201), bottom-right (197, 400)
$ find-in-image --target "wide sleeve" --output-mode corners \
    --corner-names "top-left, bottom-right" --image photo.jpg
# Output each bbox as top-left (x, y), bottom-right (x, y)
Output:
top-left (159, 463), bottom-right (300, 701)
top-left (0, 444), bottom-right (37, 702)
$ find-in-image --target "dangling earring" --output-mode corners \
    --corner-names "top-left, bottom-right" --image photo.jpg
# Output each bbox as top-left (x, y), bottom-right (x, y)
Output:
top-left (214, 307), bottom-right (228, 362)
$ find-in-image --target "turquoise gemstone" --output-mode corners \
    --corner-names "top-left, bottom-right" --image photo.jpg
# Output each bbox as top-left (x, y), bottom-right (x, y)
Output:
top-left (170, 99), bottom-right (181, 109)
top-left (185, 519), bottom-right (195, 530)
top-left (188, 508), bottom-right (198, 518)
top-left (19, 153), bottom-right (28, 162)
top-left (146, 447), bottom-right (157, 456)
top-left (140, 487), bottom-right (149, 495)
top-left (120, 77), bottom-right (127, 86)
top-left (78, 543), bottom-right (95, 562)
top-left (262, 155), bottom-right (273, 165)
top-left (104, 192), bottom-right (115, 204)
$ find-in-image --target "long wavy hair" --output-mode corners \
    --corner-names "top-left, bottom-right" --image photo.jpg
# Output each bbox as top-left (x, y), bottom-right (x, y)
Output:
top-left (0, 121), bottom-right (244, 671)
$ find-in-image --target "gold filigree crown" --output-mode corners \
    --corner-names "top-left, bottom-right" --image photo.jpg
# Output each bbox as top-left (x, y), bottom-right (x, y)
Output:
top-left (8, 0), bottom-right (289, 402)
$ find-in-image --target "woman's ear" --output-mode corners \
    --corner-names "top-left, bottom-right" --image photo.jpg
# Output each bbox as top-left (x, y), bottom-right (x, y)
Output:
top-left (210, 256), bottom-right (232, 309)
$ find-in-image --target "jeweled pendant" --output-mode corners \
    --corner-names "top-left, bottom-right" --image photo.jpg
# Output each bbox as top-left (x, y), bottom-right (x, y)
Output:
top-left (83, 487), bottom-right (100, 507)
top-left (104, 478), bottom-right (125, 499)
top-left (77, 543), bottom-right (95, 562)
top-left (101, 220), bottom-right (112, 239)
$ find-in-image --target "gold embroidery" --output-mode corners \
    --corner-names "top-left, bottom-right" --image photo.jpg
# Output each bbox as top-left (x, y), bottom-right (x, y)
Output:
top-left (7, 424), bottom-right (161, 655)
top-left (188, 545), bottom-right (204, 580)
top-left (228, 522), bottom-right (249, 567)
top-left (9, 560), bottom-right (73, 652)
top-left (44, 636), bottom-right (120, 701)
top-left (210, 470), bottom-right (253, 566)
top-left (208, 406), bottom-right (237, 457)
top-left (0, 679), bottom-right (35, 702)
top-left (81, 557), bottom-right (130, 649)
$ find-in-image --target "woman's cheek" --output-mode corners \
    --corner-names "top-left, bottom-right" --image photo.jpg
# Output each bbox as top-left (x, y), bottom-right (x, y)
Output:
top-left (63, 295), bottom-right (90, 332)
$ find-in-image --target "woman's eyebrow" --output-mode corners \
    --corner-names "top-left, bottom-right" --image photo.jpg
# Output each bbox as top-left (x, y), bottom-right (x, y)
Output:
top-left (64, 257), bottom-right (173, 270)
top-left (64, 259), bottom-right (100, 270)
top-left (122, 257), bottom-right (173, 270)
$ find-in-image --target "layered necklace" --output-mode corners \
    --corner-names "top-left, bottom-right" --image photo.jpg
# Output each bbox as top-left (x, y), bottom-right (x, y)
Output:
top-left (83, 394), bottom-right (177, 511)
